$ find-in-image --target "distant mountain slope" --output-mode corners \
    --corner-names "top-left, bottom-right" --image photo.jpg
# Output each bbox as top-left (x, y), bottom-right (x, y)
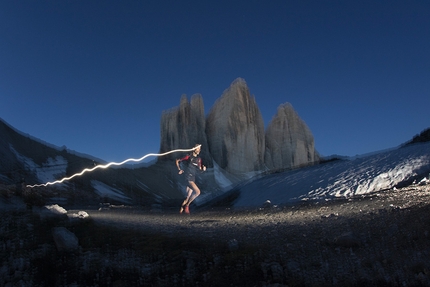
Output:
top-left (0, 118), bottom-right (176, 206)
top-left (233, 142), bottom-right (430, 207)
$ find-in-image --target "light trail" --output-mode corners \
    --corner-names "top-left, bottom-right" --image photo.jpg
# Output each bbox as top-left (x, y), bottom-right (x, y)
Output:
top-left (27, 145), bottom-right (201, 188)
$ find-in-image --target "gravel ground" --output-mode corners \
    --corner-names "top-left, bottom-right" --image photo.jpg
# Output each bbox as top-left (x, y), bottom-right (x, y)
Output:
top-left (2, 183), bottom-right (430, 286)
top-left (80, 183), bottom-right (430, 286)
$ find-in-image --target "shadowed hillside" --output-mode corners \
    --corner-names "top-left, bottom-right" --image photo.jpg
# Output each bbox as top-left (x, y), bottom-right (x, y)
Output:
top-left (0, 118), bottom-right (183, 207)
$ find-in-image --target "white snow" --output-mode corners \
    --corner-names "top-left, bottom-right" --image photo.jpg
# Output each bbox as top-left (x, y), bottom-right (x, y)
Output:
top-left (10, 145), bottom-right (68, 185)
top-left (233, 142), bottom-right (430, 207)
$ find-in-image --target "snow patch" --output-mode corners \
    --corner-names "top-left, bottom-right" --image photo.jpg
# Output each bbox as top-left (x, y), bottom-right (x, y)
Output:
top-left (10, 145), bottom-right (67, 185)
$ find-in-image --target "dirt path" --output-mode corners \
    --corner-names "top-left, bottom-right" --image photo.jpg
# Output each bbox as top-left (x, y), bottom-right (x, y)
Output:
top-left (78, 184), bottom-right (430, 286)
top-left (86, 184), bottom-right (430, 243)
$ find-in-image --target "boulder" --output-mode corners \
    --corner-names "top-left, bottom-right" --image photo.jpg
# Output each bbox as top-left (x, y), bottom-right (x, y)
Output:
top-left (52, 227), bottom-right (79, 252)
top-left (40, 204), bottom-right (68, 221)
top-left (68, 210), bottom-right (90, 221)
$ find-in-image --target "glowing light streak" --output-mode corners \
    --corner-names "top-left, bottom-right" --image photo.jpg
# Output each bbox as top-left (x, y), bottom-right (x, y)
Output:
top-left (27, 145), bottom-right (201, 188)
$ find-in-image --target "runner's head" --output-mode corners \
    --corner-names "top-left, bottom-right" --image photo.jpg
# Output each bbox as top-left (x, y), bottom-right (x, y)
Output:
top-left (193, 144), bottom-right (201, 154)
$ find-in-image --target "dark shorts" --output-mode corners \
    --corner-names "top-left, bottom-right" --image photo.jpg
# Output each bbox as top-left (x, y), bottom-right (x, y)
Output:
top-left (186, 173), bottom-right (196, 182)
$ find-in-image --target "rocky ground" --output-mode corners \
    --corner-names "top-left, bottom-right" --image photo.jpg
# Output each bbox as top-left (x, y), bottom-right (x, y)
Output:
top-left (1, 183), bottom-right (430, 286)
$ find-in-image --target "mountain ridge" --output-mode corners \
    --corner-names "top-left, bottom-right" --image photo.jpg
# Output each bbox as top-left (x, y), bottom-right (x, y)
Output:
top-left (1, 103), bottom-right (428, 209)
top-left (162, 78), bottom-right (318, 175)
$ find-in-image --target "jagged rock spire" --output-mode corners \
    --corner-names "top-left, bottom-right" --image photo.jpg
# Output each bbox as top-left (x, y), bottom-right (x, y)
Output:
top-left (206, 78), bottom-right (265, 173)
top-left (159, 94), bottom-right (210, 161)
top-left (159, 78), bottom-right (318, 174)
top-left (265, 103), bottom-right (317, 169)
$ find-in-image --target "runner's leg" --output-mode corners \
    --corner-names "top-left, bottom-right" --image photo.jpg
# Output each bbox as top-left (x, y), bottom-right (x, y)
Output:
top-left (186, 181), bottom-right (201, 205)
top-left (182, 186), bottom-right (193, 205)
top-left (180, 186), bottom-right (193, 213)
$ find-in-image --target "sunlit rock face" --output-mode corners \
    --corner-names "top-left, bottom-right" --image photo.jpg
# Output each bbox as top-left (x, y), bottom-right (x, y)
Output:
top-left (159, 94), bottom-right (210, 161)
top-left (206, 78), bottom-right (265, 174)
top-left (264, 103), bottom-right (317, 170)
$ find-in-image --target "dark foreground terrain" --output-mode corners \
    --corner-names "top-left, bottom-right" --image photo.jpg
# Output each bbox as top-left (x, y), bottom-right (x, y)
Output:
top-left (1, 183), bottom-right (430, 286)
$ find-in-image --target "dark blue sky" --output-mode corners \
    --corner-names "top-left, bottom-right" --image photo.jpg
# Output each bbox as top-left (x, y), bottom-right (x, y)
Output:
top-left (1, 1), bottom-right (429, 162)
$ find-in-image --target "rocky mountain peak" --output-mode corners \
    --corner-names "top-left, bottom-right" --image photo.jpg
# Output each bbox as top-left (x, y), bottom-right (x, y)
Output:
top-left (206, 78), bottom-right (265, 174)
top-left (159, 78), bottom-right (318, 175)
top-left (265, 102), bottom-right (317, 169)
top-left (159, 94), bottom-right (210, 161)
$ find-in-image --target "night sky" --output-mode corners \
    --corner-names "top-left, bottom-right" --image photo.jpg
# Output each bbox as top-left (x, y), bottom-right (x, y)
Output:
top-left (1, 1), bottom-right (429, 162)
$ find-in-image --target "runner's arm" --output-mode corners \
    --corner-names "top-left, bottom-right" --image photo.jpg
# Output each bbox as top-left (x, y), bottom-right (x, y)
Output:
top-left (175, 159), bottom-right (182, 174)
top-left (198, 158), bottom-right (206, 172)
top-left (176, 155), bottom-right (190, 174)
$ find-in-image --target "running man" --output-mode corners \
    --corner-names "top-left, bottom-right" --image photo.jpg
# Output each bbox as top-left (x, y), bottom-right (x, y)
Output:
top-left (176, 144), bottom-right (206, 214)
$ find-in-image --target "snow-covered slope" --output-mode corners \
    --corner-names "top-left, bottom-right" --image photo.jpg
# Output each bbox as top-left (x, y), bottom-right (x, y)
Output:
top-left (233, 142), bottom-right (430, 207)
